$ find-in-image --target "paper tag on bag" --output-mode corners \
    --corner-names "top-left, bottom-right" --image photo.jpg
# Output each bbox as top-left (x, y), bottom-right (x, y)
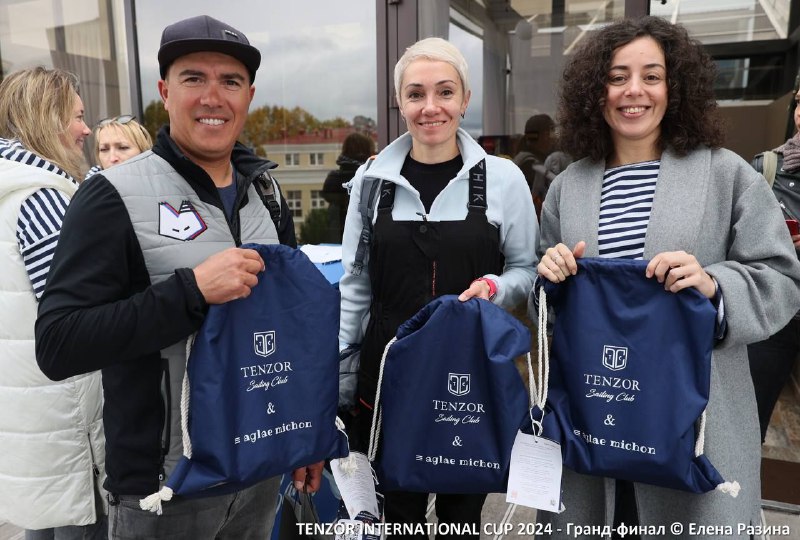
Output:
top-left (506, 430), bottom-right (563, 512)
top-left (330, 452), bottom-right (381, 519)
top-left (334, 519), bottom-right (381, 540)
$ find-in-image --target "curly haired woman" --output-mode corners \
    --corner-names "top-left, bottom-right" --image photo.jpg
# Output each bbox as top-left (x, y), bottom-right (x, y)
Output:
top-left (532, 16), bottom-right (800, 539)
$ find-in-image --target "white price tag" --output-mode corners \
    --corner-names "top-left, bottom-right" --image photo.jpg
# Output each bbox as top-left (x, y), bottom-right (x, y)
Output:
top-left (330, 452), bottom-right (381, 519)
top-left (506, 430), bottom-right (563, 513)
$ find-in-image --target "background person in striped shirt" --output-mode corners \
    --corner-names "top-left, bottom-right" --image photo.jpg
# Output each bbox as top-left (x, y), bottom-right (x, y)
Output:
top-left (531, 16), bottom-right (800, 540)
top-left (0, 68), bottom-right (106, 538)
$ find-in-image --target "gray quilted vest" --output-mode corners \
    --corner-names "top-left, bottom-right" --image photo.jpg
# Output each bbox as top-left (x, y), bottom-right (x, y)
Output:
top-left (103, 150), bottom-right (279, 478)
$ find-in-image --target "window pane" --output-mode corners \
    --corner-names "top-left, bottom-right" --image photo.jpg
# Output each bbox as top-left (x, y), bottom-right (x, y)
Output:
top-left (415, 0), bottom-right (625, 155)
top-left (0, 0), bottom-right (133, 163)
top-left (506, 0), bottom-right (625, 139)
top-left (449, 20), bottom-right (483, 137)
top-left (311, 189), bottom-right (326, 209)
top-left (286, 190), bottom-right (302, 218)
top-left (652, 0), bottom-right (791, 44)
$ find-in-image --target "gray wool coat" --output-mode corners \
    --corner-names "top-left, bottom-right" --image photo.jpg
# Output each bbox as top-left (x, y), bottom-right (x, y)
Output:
top-left (529, 146), bottom-right (800, 539)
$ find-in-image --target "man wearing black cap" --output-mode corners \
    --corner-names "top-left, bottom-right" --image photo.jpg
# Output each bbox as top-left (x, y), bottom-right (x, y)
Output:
top-left (35, 15), bottom-right (319, 539)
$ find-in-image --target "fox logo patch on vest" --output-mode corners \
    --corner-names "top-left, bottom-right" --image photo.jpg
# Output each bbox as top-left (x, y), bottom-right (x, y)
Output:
top-left (158, 200), bottom-right (207, 241)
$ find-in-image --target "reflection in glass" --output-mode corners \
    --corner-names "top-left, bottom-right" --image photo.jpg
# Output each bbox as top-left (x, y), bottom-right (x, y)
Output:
top-left (0, 0), bottom-right (132, 163)
top-left (652, 0), bottom-right (790, 43)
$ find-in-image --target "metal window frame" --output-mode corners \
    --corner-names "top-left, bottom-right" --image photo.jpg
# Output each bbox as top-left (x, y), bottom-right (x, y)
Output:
top-left (375, 0), bottom-right (650, 147)
top-left (114, 1), bottom-right (800, 148)
top-left (124, 0), bottom-right (143, 117)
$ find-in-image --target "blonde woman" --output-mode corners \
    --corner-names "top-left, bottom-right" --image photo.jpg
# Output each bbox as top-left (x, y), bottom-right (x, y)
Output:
top-left (338, 37), bottom-right (537, 535)
top-left (86, 115), bottom-right (152, 180)
top-left (0, 67), bottom-right (105, 539)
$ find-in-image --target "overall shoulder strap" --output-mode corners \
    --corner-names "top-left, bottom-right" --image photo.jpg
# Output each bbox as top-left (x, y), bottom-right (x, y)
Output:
top-left (467, 159), bottom-right (487, 213)
top-left (252, 170), bottom-right (282, 226)
top-left (352, 158), bottom-right (380, 276)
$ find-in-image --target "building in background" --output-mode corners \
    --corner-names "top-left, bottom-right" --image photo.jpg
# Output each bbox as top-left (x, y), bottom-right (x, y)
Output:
top-left (263, 127), bottom-right (376, 239)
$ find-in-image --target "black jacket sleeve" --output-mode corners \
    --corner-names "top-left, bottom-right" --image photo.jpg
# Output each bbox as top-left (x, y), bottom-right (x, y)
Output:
top-left (35, 175), bottom-right (208, 381)
top-left (277, 193), bottom-right (297, 248)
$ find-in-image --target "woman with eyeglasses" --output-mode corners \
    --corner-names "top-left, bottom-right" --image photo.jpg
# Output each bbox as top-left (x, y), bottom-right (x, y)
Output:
top-left (86, 115), bottom-right (153, 180)
top-left (0, 67), bottom-right (106, 538)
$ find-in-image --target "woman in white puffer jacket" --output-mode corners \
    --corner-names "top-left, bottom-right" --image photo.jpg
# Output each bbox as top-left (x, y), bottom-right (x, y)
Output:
top-left (0, 67), bottom-right (106, 540)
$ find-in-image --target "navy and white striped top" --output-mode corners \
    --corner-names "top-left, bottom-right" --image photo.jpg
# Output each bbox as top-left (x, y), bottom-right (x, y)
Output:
top-left (0, 137), bottom-right (75, 299)
top-left (16, 188), bottom-right (71, 299)
top-left (598, 160), bottom-right (660, 259)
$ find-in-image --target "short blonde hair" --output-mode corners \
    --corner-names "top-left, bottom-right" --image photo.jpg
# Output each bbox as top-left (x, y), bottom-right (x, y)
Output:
top-left (393, 37), bottom-right (470, 102)
top-left (0, 67), bottom-right (86, 179)
top-left (92, 118), bottom-right (153, 165)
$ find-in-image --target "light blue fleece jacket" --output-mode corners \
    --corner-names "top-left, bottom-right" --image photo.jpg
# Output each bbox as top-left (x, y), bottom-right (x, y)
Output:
top-left (338, 128), bottom-right (539, 348)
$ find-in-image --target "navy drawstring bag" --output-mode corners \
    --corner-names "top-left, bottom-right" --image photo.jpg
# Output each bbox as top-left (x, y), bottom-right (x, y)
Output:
top-left (140, 243), bottom-right (350, 514)
top-left (531, 257), bottom-right (739, 495)
top-left (367, 295), bottom-right (531, 494)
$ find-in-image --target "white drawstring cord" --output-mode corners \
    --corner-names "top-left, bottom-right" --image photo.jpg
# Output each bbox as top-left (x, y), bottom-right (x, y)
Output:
top-left (693, 410), bottom-right (740, 497)
top-left (367, 337), bottom-right (396, 462)
top-left (139, 333), bottom-right (196, 514)
top-left (529, 287), bottom-right (551, 435)
top-left (694, 410), bottom-right (707, 457)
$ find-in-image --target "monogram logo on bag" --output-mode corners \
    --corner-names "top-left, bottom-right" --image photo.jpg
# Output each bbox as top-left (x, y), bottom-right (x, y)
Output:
top-left (448, 373), bottom-right (471, 396)
top-left (254, 331), bottom-right (276, 357)
top-left (602, 345), bottom-right (628, 371)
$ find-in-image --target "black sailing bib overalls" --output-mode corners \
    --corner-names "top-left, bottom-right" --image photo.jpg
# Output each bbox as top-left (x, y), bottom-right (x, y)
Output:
top-left (351, 159), bottom-right (505, 453)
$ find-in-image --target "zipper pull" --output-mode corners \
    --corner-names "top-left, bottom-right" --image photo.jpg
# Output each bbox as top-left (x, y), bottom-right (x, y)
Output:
top-left (415, 212), bottom-right (428, 221)
top-left (780, 200), bottom-right (799, 221)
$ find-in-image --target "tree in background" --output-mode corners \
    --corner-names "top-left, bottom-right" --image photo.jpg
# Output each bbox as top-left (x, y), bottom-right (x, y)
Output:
top-left (240, 104), bottom-right (351, 149)
top-left (142, 100), bottom-right (169, 141)
top-left (298, 208), bottom-right (329, 245)
top-left (142, 99), bottom-right (371, 154)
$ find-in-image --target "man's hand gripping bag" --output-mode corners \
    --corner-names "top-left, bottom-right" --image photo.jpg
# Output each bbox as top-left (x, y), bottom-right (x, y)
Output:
top-left (141, 244), bottom-right (349, 514)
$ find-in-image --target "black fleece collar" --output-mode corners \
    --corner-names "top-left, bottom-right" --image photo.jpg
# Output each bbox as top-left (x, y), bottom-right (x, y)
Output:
top-left (151, 126), bottom-right (278, 207)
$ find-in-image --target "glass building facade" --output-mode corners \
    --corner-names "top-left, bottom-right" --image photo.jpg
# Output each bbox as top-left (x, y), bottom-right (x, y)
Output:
top-left (0, 0), bottom-right (797, 229)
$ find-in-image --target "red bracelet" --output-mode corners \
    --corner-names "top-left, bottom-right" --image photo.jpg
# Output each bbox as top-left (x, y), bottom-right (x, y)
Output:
top-left (472, 277), bottom-right (498, 300)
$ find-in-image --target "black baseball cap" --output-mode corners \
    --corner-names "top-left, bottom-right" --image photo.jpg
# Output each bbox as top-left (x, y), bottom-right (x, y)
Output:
top-left (158, 15), bottom-right (261, 82)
